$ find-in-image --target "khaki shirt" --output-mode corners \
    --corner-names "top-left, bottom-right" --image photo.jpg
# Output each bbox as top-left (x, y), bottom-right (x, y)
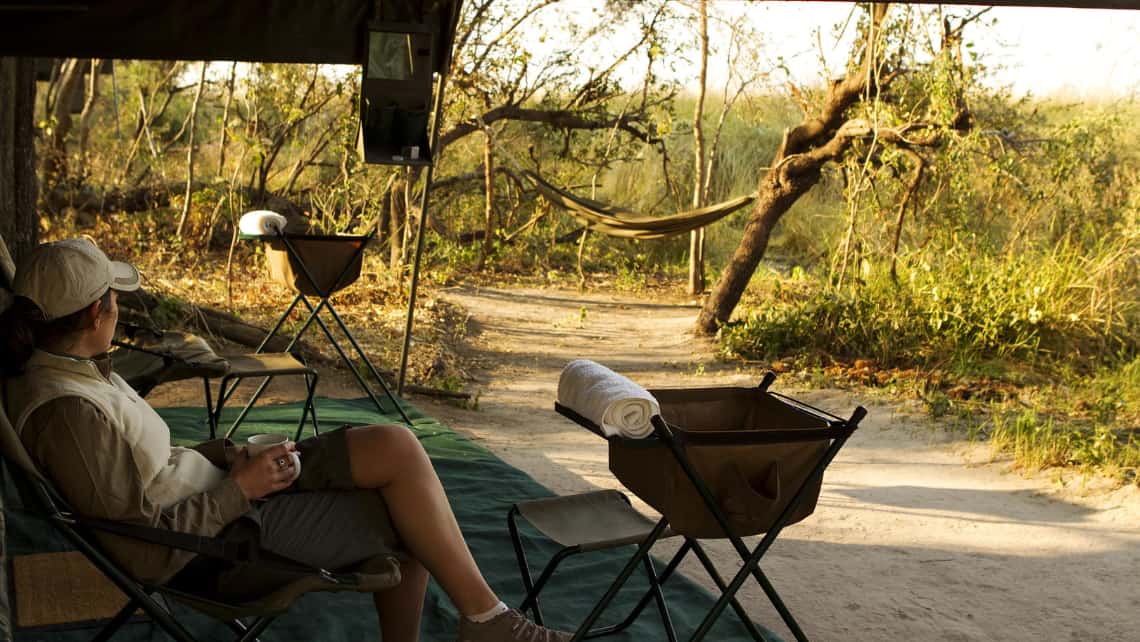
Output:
top-left (20, 357), bottom-right (250, 584)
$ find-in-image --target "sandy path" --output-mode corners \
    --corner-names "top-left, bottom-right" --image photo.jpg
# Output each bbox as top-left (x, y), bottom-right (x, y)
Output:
top-left (412, 285), bottom-right (1140, 642)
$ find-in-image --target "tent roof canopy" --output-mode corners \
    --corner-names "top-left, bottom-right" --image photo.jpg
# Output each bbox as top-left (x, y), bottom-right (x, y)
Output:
top-left (0, 0), bottom-right (462, 66)
top-left (0, 1), bottom-right (1135, 66)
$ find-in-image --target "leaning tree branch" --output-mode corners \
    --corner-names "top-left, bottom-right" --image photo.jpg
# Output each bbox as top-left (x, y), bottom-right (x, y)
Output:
top-left (439, 104), bottom-right (661, 149)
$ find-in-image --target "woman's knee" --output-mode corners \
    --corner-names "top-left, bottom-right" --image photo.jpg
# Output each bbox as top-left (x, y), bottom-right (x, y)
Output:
top-left (346, 424), bottom-right (429, 474)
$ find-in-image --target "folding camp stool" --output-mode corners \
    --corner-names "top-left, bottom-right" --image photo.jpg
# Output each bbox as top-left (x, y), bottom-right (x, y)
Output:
top-left (509, 490), bottom-right (683, 640)
top-left (205, 353), bottom-right (320, 441)
top-left (112, 323), bottom-right (320, 441)
top-left (238, 229), bottom-right (412, 426)
top-left (517, 373), bottom-right (865, 642)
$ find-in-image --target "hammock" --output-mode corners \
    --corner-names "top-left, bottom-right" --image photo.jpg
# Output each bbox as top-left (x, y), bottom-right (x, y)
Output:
top-left (524, 171), bottom-right (755, 240)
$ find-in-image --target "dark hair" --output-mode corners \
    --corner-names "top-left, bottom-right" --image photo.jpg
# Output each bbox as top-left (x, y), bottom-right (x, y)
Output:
top-left (0, 289), bottom-right (113, 377)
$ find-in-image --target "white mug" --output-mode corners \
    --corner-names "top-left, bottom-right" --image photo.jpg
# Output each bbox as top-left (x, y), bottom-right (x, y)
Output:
top-left (247, 433), bottom-right (301, 482)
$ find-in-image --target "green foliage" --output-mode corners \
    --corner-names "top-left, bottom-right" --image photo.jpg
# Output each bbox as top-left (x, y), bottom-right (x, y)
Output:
top-left (723, 240), bottom-right (1137, 373)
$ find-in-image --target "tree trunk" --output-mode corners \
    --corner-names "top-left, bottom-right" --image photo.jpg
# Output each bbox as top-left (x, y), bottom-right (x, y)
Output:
top-left (217, 61), bottom-right (237, 178)
top-left (41, 58), bottom-right (85, 187)
top-left (138, 86), bottom-right (169, 185)
top-left (389, 175), bottom-right (406, 270)
top-left (695, 6), bottom-right (888, 335)
top-left (688, 0), bottom-right (709, 296)
top-left (0, 57), bottom-right (39, 265)
top-left (477, 130), bottom-right (494, 271)
top-left (696, 170), bottom-right (822, 334)
top-left (76, 59), bottom-right (102, 165)
top-left (176, 62), bottom-right (208, 237)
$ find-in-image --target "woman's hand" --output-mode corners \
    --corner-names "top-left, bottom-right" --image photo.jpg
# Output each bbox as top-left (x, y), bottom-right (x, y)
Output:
top-left (224, 445), bottom-right (247, 468)
top-left (229, 444), bottom-right (297, 500)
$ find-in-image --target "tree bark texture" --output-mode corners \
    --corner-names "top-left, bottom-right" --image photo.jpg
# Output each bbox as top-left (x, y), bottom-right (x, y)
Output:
top-left (0, 57), bottom-right (38, 266)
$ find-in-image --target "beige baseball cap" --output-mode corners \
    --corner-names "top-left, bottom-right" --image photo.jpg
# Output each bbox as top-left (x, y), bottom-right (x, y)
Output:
top-left (13, 238), bottom-right (140, 321)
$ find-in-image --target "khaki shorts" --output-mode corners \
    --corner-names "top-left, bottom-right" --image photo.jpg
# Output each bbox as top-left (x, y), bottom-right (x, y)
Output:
top-left (179, 425), bottom-right (404, 601)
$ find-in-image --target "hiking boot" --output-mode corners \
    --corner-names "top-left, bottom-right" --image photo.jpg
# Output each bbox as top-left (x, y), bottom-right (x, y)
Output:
top-left (457, 608), bottom-right (572, 642)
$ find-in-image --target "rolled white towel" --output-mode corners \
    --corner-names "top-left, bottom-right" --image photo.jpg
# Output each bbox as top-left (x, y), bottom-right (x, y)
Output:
top-left (557, 359), bottom-right (660, 439)
top-left (239, 210), bottom-right (288, 236)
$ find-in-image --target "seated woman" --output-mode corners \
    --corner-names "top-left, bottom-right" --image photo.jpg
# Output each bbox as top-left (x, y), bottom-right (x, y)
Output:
top-left (0, 238), bottom-right (569, 642)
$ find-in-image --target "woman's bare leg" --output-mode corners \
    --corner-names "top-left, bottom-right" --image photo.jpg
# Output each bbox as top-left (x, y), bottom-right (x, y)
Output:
top-left (374, 558), bottom-right (429, 642)
top-left (345, 424), bottom-right (499, 616)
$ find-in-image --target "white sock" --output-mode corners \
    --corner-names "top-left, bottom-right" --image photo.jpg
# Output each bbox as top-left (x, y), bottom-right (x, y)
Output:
top-left (465, 600), bottom-right (509, 623)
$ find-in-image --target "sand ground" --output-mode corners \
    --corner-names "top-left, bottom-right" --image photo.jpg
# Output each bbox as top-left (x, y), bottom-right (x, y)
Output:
top-left (151, 285), bottom-right (1140, 641)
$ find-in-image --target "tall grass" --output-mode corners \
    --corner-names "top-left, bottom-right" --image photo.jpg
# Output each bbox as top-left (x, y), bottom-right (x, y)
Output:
top-left (722, 239), bottom-right (1139, 374)
top-left (988, 406), bottom-right (1140, 482)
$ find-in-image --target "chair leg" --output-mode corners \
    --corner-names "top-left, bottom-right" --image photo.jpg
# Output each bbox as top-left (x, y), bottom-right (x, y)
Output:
top-left (202, 377), bottom-right (217, 440)
top-left (90, 597), bottom-right (141, 642)
top-left (223, 375), bottom-right (278, 440)
top-left (308, 371), bottom-right (320, 435)
top-left (254, 293), bottom-right (305, 353)
top-left (294, 371), bottom-right (319, 441)
top-left (230, 616), bottom-right (275, 642)
top-left (323, 302), bottom-right (413, 425)
top-left (689, 543), bottom-right (808, 642)
top-left (688, 540), bottom-right (770, 642)
top-left (129, 592), bottom-right (199, 642)
top-left (584, 553), bottom-right (679, 641)
top-left (508, 506), bottom-right (545, 623)
top-left (570, 517), bottom-right (671, 642)
top-left (520, 548), bottom-right (577, 627)
top-left (642, 555), bottom-right (678, 642)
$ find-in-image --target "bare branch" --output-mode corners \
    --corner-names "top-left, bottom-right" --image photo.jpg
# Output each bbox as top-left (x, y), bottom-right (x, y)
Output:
top-left (440, 104), bottom-right (661, 149)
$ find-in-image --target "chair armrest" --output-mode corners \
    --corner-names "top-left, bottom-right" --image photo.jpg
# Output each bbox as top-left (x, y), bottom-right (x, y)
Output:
top-left (62, 512), bottom-right (356, 582)
top-left (60, 512), bottom-right (253, 562)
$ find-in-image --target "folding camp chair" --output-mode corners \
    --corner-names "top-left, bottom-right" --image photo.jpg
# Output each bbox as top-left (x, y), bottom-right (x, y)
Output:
top-left (111, 322), bottom-right (321, 442)
top-left (509, 373), bottom-right (865, 642)
top-left (238, 227), bottom-right (411, 426)
top-left (0, 384), bottom-right (400, 642)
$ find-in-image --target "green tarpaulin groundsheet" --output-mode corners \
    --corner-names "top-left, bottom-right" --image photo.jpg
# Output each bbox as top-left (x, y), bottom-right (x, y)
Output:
top-left (4, 397), bottom-right (778, 641)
